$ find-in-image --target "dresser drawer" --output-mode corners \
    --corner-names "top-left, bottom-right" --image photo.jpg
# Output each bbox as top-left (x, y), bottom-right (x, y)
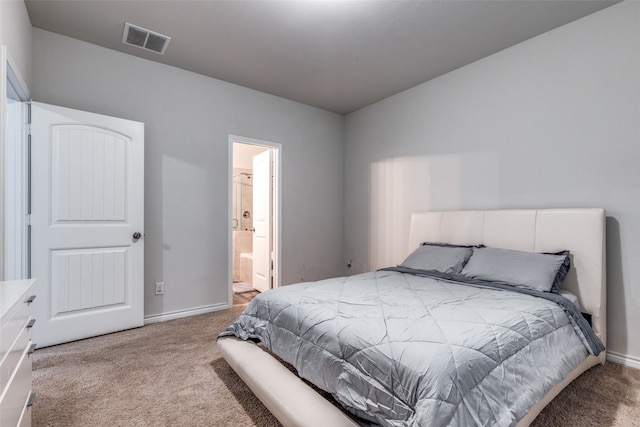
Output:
top-left (18, 393), bottom-right (34, 427)
top-left (0, 347), bottom-right (33, 427)
top-left (0, 294), bottom-right (32, 361)
top-left (0, 321), bottom-right (31, 393)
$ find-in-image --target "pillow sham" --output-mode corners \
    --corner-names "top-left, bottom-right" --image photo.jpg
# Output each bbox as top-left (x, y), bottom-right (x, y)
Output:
top-left (460, 247), bottom-right (570, 292)
top-left (419, 242), bottom-right (481, 249)
top-left (548, 250), bottom-right (571, 292)
top-left (399, 243), bottom-right (473, 274)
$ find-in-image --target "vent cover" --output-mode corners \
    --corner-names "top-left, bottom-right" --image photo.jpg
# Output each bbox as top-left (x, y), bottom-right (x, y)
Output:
top-left (122, 23), bottom-right (171, 55)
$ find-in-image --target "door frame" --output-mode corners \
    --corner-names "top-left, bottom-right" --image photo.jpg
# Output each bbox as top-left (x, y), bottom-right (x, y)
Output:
top-left (228, 135), bottom-right (281, 307)
top-left (1, 45), bottom-right (31, 280)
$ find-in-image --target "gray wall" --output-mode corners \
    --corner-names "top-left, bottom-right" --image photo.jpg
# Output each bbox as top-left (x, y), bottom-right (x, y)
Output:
top-left (32, 29), bottom-right (345, 318)
top-left (0, 0), bottom-right (32, 89)
top-left (344, 1), bottom-right (640, 361)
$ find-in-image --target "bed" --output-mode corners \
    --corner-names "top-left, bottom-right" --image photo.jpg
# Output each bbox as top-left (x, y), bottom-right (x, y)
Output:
top-left (217, 208), bottom-right (606, 426)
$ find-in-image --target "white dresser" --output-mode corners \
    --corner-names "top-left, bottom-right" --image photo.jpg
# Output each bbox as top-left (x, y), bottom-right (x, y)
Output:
top-left (0, 279), bottom-right (36, 427)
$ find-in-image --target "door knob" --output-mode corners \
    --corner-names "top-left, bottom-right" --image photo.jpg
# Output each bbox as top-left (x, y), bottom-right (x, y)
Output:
top-left (133, 232), bottom-right (142, 240)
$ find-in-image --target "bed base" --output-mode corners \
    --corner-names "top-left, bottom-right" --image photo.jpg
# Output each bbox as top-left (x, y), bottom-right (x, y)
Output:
top-left (218, 336), bottom-right (360, 427)
top-left (516, 353), bottom-right (605, 426)
top-left (219, 336), bottom-right (604, 427)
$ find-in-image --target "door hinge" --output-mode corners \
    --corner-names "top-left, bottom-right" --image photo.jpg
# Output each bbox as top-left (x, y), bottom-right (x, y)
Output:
top-left (25, 123), bottom-right (31, 135)
top-left (25, 214), bottom-right (32, 226)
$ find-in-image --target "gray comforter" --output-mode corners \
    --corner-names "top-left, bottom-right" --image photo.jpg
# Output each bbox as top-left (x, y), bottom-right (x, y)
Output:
top-left (219, 270), bottom-right (603, 426)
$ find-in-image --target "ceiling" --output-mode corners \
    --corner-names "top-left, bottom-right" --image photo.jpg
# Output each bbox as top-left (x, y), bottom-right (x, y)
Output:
top-left (25, 0), bottom-right (618, 115)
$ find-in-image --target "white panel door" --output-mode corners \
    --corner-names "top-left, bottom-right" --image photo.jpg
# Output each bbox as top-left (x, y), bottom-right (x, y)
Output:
top-left (31, 102), bottom-right (144, 347)
top-left (252, 150), bottom-right (272, 293)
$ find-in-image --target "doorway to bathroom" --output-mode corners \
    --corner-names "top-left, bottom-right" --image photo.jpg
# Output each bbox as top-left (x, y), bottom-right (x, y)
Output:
top-left (229, 135), bottom-right (280, 306)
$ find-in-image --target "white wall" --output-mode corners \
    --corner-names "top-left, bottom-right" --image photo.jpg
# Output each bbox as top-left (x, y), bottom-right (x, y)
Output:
top-left (32, 29), bottom-right (345, 319)
top-left (344, 1), bottom-right (640, 362)
top-left (0, 0), bottom-right (32, 88)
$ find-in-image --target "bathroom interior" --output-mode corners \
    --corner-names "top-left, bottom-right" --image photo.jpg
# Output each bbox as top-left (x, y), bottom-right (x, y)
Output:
top-left (232, 169), bottom-right (255, 293)
top-left (232, 142), bottom-right (273, 294)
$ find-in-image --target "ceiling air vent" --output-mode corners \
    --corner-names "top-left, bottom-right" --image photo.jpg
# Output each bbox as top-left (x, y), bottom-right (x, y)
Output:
top-left (122, 23), bottom-right (171, 55)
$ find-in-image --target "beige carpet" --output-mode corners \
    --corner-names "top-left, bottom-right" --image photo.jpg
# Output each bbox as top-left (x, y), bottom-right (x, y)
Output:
top-left (33, 302), bottom-right (640, 427)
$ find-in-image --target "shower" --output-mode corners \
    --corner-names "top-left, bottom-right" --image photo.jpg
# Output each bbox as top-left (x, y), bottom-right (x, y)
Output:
top-left (232, 171), bottom-right (254, 286)
top-left (232, 172), bottom-right (253, 231)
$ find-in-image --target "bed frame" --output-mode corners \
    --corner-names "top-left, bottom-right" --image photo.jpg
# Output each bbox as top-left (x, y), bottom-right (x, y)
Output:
top-left (218, 208), bottom-right (606, 427)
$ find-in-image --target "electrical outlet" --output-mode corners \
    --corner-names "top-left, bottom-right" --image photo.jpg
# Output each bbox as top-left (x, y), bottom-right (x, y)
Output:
top-left (155, 281), bottom-right (165, 295)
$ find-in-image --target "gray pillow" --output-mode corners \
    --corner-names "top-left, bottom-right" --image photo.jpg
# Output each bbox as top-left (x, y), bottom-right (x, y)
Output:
top-left (400, 243), bottom-right (473, 274)
top-left (460, 247), bottom-right (570, 292)
top-left (547, 250), bottom-right (571, 292)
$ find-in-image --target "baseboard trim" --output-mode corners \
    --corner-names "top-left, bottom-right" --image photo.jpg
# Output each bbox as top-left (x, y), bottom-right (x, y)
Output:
top-left (144, 303), bottom-right (229, 325)
top-left (607, 351), bottom-right (640, 370)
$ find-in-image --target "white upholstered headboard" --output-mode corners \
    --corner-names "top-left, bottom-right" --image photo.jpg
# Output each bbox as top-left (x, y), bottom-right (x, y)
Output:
top-left (408, 209), bottom-right (606, 347)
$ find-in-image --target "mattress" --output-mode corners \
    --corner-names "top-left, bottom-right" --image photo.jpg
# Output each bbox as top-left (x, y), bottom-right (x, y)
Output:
top-left (219, 269), bottom-right (603, 426)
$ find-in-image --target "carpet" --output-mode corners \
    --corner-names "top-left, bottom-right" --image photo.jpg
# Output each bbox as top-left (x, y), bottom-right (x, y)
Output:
top-left (32, 305), bottom-right (640, 426)
top-left (32, 304), bottom-right (279, 427)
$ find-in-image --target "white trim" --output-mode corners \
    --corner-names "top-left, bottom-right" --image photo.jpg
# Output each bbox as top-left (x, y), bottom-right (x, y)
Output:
top-left (1, 45), bottom-right (31, 281)
top-left (3, 96), bottom-right (27, 279)
top-left (228, 134), bottom-right (282, 308)
top-left (5, 50), bottom-right (30, 101)
top-left (228, 136), bottom-right (233, 308)
top-left (1, 45), bottom-right (7, 280)
top-left (607, 351), bottom-right (640, 370)
top-left (144, 303), bottom-right (228, 325)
